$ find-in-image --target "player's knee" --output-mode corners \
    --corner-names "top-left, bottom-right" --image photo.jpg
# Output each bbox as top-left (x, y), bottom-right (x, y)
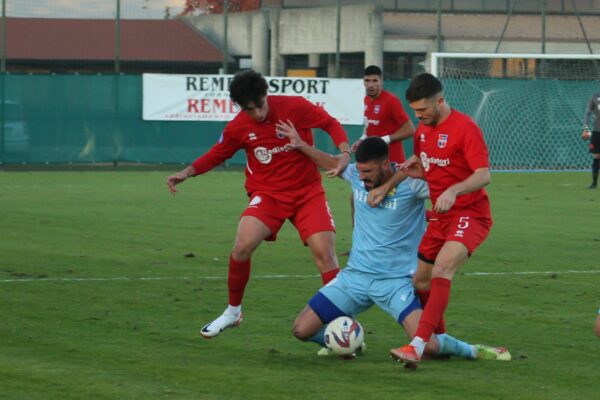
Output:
top-left (292, 321), bottom-right (311, 341)
top-left (413, 276), bottom-right (430, 290)
top-left (432, 262), bottom-right (456, 279)
top-left (313, 251), bottom-right (337, 270)
top-left (231, 241), bottom-right (254, 261)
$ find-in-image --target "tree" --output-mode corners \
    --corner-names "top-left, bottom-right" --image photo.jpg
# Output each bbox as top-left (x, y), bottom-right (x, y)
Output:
top-left (178, 0), bottom-right (260, 16)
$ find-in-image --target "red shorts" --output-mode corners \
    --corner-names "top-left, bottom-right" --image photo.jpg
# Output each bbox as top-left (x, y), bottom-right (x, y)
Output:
top-left (240, 184), bottom-right (336, 243)
top-left (418, 213), bottom-right (492, 263)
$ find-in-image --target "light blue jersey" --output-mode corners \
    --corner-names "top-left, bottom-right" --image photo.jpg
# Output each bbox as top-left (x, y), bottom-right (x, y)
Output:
top-left (341, 163), bottom-right (428, 279)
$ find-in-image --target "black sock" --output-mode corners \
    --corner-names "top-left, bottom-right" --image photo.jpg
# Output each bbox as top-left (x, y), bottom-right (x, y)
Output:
top-left (593, 159), bottom-right (599, 185)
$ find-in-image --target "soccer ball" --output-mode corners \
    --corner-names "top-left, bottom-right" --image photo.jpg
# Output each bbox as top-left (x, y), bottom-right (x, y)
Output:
top-left (324, 316), bottom-right (365, 356)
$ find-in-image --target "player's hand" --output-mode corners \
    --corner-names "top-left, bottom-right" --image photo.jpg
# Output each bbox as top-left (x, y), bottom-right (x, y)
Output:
top-left (399, 157), bottom-right (425, 179)
top-left (166, 170), bottom-right (191, 195)
top-left (326, 152), bottom-right (351, 178)
top-left (350, 139), bottom-right (362, 153)
top-left (433, 188), bottom-right (457, 213)
top-left (367, 185), bottom-right (388, 207)
top-left (582, 129), bottom-right (592, 140)
top-left (276, 119), bottom-right (304, 150)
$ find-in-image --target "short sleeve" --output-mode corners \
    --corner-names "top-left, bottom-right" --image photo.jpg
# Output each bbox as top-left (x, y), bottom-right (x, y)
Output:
top-left (388, 94), bottom-right (410, 127)
top-left (407, 178), bottom-right (429, 200)
top-left (342, 163), bottom-right (357, 183)
top-left (462, 121), bottom-right (490, 171)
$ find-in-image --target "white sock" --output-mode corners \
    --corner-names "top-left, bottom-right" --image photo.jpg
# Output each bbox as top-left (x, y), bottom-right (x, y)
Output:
top-left (227, 305), bottom-right (241, 315)
top-left (469, 345), bottom-right (477, 358)
top-left (410, 336), bottom-right (427, 356)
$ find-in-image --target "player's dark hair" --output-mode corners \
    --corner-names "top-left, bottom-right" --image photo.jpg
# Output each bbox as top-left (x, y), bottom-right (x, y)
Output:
top-left (405, 72), bottom-right (443, 102)
top-left (363, 65), bottom-right (382, 77)
top-left (229, 70), bottom-right (269, 108)
top-left (355, 137), bottom-right (389, 163)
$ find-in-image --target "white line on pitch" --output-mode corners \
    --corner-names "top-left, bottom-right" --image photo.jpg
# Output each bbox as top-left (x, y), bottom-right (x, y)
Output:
top-left (0, 270), bottom-right (599, 283)
top-left (463, 270), bottom-right (600, 276)
top-left (0, 274), bottom-right (320, 283)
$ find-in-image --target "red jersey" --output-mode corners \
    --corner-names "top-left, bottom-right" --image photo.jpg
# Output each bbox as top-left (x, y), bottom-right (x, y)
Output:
top-left (191, 96), bottom-right (348, 193)
top-left (364, 89), bottom-right (410, 162)
top-left (414, 109), bottom-right (491, 219)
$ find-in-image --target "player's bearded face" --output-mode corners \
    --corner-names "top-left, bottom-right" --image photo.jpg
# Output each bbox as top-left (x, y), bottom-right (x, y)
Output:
top-left (410, 96), bottom-right (442, 126)
top-left (363, 75), bottom-right (383, 98)
top-left (242, 97), bottom-right (269, 122)
top-left (358, 161), bottom-right (385, 191)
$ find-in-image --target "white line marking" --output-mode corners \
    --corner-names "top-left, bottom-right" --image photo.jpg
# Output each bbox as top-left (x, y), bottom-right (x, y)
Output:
top-left (0, 274), bottom-right (320, 283)
top-left (0, 270), bottom-right (599, 283)
top-left (463, 270), bottom-right (600, 276)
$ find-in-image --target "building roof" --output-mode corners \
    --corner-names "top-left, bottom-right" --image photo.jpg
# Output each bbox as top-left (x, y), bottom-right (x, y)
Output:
top-left (6, 17), bottom-right (225, 63)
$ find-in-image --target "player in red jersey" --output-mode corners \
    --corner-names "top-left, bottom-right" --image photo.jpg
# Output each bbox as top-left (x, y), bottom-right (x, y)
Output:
top-left (371, 73), bottom-right (493, 364)
top-left (351, 65), bottom-right (415, 163)
top-left (166, 70), bottom-right (351, 338)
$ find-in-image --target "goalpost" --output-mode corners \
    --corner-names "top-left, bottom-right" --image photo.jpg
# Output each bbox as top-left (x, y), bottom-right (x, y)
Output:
top-left (430, 52), bottom-right (600, 171)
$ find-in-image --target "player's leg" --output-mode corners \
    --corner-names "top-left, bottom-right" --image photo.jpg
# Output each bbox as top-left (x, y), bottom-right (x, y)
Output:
top-left (201, 193), bottom-right (287, 338)
top-left (412, 258), bottom-right (447, 335)
top-left (398, 309), bottom-right (473, 359)
top-left (396, 215), bottom-right (491, 362)
top-left (291, 187), bottom-right (340, 284)
top-left (292, 305), bottom-right (327, 345)
top-left (293, 271), bottom-right (368, 350)
top-left (306, 231), bottom-right (340, 284)
top-left (228, 216), bottom-right (273, 304)
top-left (394, 309), bottom-right (510, 361)
top-left (414, 221), bottom-right (448, 335)
top-left (396, 241), bottom-right (468, 360)
top-left (588, 132), bottom-right (599, 188)
top-left (200, 216), bottom-right (272, 338)
top-left (371, 276), bottom-right (468, 360)
top-left (404, 312), bottom-right (509, 361)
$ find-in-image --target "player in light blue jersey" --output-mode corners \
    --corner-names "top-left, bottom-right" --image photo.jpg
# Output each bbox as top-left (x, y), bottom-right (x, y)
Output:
top-left (276, 120), bottom-right (510, 362)
top-left (342, 160), bottom-right (427, 280)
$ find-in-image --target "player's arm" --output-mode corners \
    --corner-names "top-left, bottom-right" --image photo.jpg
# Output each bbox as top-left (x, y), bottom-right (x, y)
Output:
top-left (295, 97), bottom-right (351, 175)
top-left (166, 128), bottom-right (242, 195)
top-left (276, 119), bottom-right (350, 173)
top-left (379, 96), bottom-right (415, 145)
top-left (582, 96), bottom-right (595, 139)
top-left (398, 154), bottom-right (425, 179)
top-left (434, 167), bottom-right (490, 213)
top-left (367, 168), bottom-right (408, 207)
top-left (386, 119), bottom-right (416, 143)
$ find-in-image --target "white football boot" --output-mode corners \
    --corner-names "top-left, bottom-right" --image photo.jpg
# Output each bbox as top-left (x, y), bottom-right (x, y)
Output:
top-left (200, 309), bottom-right (243, 339)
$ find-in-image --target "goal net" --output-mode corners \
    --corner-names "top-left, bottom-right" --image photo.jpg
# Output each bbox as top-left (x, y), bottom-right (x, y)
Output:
top-left (430, 53), bottom-right (600, 171)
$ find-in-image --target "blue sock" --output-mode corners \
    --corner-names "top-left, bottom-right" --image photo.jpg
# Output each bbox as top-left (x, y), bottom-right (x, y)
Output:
top-left (307, 325), bottom-right (327, 347)
top-left (436, 333), bottom-right (475, 359)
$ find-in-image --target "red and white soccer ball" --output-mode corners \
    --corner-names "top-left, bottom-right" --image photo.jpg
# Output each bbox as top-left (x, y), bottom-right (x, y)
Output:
top-left (324, 316), bottom-right (365, 356)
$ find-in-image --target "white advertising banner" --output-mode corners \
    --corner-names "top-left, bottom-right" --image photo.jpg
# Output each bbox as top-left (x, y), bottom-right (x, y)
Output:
top-left (142, 74), bottom-right (364, 125)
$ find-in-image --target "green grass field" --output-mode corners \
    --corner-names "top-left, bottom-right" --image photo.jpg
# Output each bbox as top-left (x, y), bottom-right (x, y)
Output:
top-left (1, 170), bottom-right (599, 400)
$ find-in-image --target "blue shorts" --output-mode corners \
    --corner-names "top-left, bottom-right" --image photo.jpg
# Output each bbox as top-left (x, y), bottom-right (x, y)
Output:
top-left (308, 269), bottom-right (421, 324)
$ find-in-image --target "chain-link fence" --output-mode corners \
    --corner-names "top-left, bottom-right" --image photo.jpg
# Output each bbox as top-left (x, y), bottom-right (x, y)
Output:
top-left (2, 1), bottom-right (600, 166)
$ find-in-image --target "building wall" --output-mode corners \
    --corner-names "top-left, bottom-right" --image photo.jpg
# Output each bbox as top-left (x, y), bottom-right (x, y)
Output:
top-left (185, 5), bottom-right (600, 76)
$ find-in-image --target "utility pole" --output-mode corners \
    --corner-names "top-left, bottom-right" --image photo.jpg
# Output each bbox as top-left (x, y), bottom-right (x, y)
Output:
top-left (223, 0), bottom-right (229, 74)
